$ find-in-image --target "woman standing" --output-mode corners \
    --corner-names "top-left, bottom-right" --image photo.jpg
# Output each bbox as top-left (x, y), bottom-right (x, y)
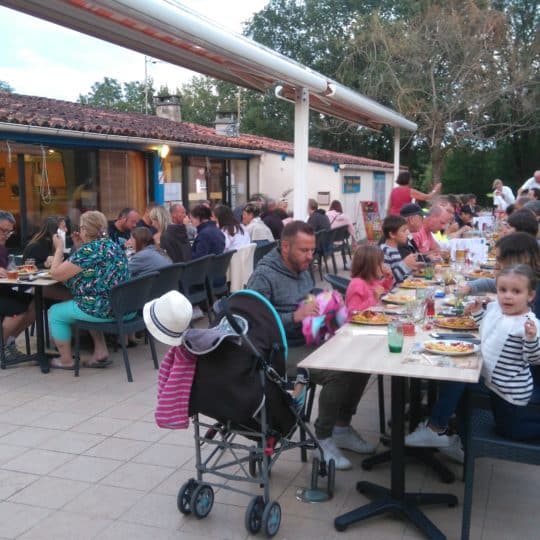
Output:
top-left (48, 211), bottom-right (129, 369)
top-left (492, 179), bottom-right (515, 212)
top-left (388, 172), bottom-right (441, 216)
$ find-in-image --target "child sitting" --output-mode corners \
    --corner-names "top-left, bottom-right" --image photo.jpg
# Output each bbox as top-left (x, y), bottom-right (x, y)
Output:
top-left (380, 215), bottom-right (423, 283)
top-left (345, 244), bottom-right (394, 313)
top-left (470, 264), bottom-right (540, 440)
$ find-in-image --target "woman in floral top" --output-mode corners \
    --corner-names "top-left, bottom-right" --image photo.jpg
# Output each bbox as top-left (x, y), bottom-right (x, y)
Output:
top-left (49, 211), bottom-right (129, 369)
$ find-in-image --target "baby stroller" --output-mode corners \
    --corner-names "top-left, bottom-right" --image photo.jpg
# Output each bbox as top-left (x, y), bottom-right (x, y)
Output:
top-left (177, 289), bottom-right (335, 538)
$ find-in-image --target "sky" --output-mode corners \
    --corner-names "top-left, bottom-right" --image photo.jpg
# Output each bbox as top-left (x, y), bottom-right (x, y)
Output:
top-left (0, 0), bottom-right (269, 102)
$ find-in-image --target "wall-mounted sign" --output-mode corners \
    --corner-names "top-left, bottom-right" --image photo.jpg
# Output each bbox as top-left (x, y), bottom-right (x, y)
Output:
top-left (343, 175), bottom-right (361, 194)
top-left (317, 191), bottom-right (330, 205)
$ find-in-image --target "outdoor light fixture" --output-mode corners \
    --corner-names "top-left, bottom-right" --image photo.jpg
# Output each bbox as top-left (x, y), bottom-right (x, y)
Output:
top-left (159, 144), bottom-right (170, 159)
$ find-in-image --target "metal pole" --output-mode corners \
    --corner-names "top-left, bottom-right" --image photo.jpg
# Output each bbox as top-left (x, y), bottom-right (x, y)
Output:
top-left (393, 127), bottom-right (400, 184)
top-left (293, 87), bottom-right (309, 220)
top-left (144, 55), bottom-right (149, 114)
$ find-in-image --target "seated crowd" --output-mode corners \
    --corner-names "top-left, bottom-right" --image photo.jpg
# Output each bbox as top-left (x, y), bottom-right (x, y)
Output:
top-left (2, 172), bottom-right (540, 469)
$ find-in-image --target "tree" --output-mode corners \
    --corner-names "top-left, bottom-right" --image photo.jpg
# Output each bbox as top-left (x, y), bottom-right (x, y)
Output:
top-left (340, 0), bottom-right (539, 182)
top-left (0, 81), bottom-right (13, 93)
top-left (78, 77), bottom-right (156, 113)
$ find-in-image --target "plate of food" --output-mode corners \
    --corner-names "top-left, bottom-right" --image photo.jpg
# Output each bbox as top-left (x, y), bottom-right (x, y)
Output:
top-left (434, 316), bottom-right (478, 330)
top-left (423, 340), bottom-right (478, 356)
top-left (398, 278), bottom-right (430, 289)
top-left (381, 293), bottom-right (414, 305)
top-left (465, 269), bottom-right (494, 279)
top-left (350, 310), bottom-right (393, 325)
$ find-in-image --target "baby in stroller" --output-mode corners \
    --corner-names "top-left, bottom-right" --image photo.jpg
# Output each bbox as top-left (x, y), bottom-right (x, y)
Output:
top-left (143, 288), bottom-right (335, 538)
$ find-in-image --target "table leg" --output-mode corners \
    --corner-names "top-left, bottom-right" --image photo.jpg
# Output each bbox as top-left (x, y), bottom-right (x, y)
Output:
top-left (34, 286), bottom-right (49, 374)
top-left (334, 377), bottom-right (457, 539)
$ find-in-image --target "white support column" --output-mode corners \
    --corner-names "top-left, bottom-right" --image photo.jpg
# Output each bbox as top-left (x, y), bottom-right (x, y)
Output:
top-left (393, 127), bottom-right (400, 183)
top-left (293, 87), bottom-right (309, 220)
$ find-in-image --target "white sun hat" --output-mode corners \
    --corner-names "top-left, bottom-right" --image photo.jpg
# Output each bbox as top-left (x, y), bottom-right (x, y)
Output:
top-left (143, 290), bottom-right (193, 346)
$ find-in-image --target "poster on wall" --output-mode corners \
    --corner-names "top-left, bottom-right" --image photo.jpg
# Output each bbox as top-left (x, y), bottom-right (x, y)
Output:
top-left (343, 175), bottom-right (361, 194)
top-left (359, 201), bottom-right (382, 243)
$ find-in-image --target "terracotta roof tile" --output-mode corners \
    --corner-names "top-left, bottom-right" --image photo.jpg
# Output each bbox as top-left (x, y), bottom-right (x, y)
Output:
top-left (0, 92), bottom-right (395, 169)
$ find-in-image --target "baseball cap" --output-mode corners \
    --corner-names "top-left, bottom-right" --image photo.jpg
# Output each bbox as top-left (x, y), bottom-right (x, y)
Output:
top-left (399, 203), bottom-right (424, 218)
top-left (460, 205), bottom-right (476, 216)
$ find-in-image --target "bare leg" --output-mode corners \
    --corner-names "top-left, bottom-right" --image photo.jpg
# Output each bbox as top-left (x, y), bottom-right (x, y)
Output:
top-left (89, 331), bottom-right (109, 362)
top-left (2, 302), bottom-right (36, 341)
top-left (52, 339), bottom-right (74, 367)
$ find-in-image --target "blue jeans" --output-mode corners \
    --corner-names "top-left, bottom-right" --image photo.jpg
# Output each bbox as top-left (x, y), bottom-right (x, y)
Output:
top-left (429, 381), bottom-right (466, 431)
top-left (490, 391), bottom-right (540, 441)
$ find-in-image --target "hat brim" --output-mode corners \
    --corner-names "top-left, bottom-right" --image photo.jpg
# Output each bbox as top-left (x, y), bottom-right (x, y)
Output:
top-left (143, 300), bottom-right (185, 346)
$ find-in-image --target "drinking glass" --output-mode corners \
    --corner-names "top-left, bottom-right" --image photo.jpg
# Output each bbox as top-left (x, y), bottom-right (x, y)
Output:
top-left (387, 320), bottom-right (404, 353)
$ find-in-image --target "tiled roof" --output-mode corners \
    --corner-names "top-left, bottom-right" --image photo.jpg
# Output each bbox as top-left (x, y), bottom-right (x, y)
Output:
top-left (0, 92), bottom-right (396, 169)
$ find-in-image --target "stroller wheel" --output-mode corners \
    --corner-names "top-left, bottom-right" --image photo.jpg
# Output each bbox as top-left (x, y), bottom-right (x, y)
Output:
top-left (326, 458), bottom-right (336, 498)
top-left (245, 495), bottom-right (264, 534)
top-left (310, 457), bottom-right (320, 489)
top-left (191, 483), bottom-right (214, 519)
top-left (262, 500), bottom-right (281, 538)
top-left (177, 478), bottom-right (198, 515)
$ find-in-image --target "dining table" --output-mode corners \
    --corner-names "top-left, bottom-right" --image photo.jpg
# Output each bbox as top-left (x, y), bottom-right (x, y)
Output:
top-left (298, 316), bottom-right (482, 540)
top-left (0, 274), bottom-right (59, 373)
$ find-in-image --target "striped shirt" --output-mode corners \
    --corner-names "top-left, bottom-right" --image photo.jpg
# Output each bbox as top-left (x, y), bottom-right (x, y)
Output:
top-left (380, 243), bottom-right (412, 283)
top-left (473, 303), bottom-right (540, 406)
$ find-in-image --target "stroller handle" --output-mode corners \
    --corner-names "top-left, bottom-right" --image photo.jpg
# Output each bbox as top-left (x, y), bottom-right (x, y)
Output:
top-left (221, 298), bottom-right (263, 361)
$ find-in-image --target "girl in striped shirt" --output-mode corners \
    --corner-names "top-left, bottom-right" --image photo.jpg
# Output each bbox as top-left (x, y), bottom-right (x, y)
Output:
top-left (470, 264), bottom-right (540, 440)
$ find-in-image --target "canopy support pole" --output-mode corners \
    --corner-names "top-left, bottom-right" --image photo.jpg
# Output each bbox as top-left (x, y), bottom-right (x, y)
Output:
top-left (293, 87), bottom-right (309, 220)
top-left (393, 127), bottom-right (400, 184)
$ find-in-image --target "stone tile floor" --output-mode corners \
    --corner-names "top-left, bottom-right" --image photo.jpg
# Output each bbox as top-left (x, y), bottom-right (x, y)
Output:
top-left (1, 322), bottom-right (538, 539)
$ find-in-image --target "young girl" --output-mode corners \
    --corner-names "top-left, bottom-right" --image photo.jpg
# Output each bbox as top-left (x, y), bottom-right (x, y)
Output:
top-left (470, 264), bottom-right (540, 441)
top-left (345, 245), bottom-right (394, 313)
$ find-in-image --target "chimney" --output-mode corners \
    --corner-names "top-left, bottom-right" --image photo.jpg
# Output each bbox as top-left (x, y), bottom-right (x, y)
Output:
top-left (154, 94), bottom-right (181, 122)
top-left (214, 111), bottom-right (239, 137)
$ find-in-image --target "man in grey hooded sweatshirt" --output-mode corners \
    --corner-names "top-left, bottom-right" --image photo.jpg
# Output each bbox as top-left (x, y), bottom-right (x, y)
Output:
top-left (247, 221), bottom-right (375, 470)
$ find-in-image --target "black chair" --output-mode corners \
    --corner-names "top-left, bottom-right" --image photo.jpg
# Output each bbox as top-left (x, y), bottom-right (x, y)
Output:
top-left (313, 229), bottom-right (332, 280)
top-left (330, 225), bottom-right (353, 271)
top-left (178, 255), bottom-right (213, 312)
top-left (253, 241), bottom-right (277, 268)
top-left (73, 272), bottom-right (159, 382)
top-left (206, 250), bottom-right (236, 309)
top-left (461, 390), bottom-right (540, 540)
top-left (149, 262), bottom-right (185, 299)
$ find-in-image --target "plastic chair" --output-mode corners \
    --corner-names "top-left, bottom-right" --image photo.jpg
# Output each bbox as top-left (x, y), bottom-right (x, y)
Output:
top-left (253, 241), bottom-right (277, 268)
top-left (330, 225), bottom-right (353, 270)
top-left (206, 250), bottom-right (236, 311)
top-left (73, 272), bottom-right (159, 382)
top-left (149, 262), bottom-right (185, 299)
top-left (178, 255), bottom-right (213, 311)
top-left (461, 391), bottom-right (540, 540)
top-left (313, 229), bottom-right (332, 280)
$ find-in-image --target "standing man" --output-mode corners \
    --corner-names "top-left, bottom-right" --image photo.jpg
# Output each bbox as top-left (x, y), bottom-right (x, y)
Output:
top-left (107, 208), bottom-right (139, 246)
top-left (247, 221), bottom-right (375, 470)
top-left (307, 199), bottom-right (331, 232)
top-left (0, 211), bottom-right (35, 361)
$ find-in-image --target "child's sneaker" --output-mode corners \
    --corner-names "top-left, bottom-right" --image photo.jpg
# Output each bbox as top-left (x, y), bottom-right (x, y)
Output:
top-left (291, 368), bottom-right (309, 413)
top-left (405, 420), bottom-right (451, 448)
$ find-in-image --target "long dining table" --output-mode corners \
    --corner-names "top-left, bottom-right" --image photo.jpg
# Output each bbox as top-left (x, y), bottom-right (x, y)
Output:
top-left (298, 320), bottom-right (482, 540)
top-left (0, 274), bottom-right (59, 373)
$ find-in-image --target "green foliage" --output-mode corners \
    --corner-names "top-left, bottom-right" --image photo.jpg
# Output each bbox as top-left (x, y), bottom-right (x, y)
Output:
top-left (0, 81), bottom-right (13, 93)
top-left (78, 76), bottom-right (156, 113)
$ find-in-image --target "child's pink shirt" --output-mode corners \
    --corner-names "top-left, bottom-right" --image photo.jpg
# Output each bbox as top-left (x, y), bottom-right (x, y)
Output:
top-left (345, 276), bottom-right (393, 313)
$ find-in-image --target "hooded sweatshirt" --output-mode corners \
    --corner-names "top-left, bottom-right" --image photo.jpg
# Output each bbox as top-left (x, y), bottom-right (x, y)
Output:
top-left (246, 247), bottom-right (314, 343)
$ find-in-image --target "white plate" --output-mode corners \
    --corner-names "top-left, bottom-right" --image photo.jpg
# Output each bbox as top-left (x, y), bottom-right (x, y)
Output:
top-left (422, 340), bottom-right (479, 356)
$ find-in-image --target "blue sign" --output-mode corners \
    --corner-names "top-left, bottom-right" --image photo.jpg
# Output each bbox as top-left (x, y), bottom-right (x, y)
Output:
top-left (343, 175), bottom-right (361, 194)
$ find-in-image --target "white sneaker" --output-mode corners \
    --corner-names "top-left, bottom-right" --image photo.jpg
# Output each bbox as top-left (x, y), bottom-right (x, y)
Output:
top-left (438, 435), bottom-right (464, 464)
top-left (333, 426), bottom-right (376, 455)
top-left (317, 437), bottom-right (352, 470)
top-left (405, 420), bottom-right (452, 448)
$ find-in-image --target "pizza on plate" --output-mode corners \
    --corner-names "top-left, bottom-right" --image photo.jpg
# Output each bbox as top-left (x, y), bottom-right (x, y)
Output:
top-left (399, 278), bottom-right (429, 289)
top-left (466, 269), bottom-right (494, 279)
top-left (434, 317), bottom-right (478, 330)
top-left (350, 310), bottom-right (393, 325)
top-left (381, 293), bottom-right (413, 305)
top-left (424, 341), bottom-right (475, 354)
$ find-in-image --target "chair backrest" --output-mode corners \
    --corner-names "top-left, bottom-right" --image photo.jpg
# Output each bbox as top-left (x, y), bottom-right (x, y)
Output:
top-left (332, 225), bottom-right (350, 243)
top-left (323, 273), bottom-right (351, 295)
top-left (150, 263), bottom-right (185, 299)
top-left (229, 243), bottom-right (256, 293)
top-left (178, 255), bottom-right (212, 296)
top-left (253, 241), bottom-right (277, 268)
top-left (315, 229), bottom-right (332, 255)
top-left (207, 250), bottom-right (236, 284)
top-left (110, 271), bottom-right (159, 319)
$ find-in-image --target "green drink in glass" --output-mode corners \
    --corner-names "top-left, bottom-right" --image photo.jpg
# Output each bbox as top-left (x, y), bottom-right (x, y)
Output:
top-left (387, 321), bottom-right (404, 353)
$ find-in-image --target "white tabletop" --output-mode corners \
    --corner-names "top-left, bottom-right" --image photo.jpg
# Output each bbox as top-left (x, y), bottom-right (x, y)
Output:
top-left (0, 276), bottom-right (58, 287)
top-left (299, 323), bottom-right (482, 384)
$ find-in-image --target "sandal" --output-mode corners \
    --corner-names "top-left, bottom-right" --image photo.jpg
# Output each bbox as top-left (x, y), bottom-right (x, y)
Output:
top-left (82, 358), bottom-right (112, 369)
top-left (50, 359), bottom-right (75, 370)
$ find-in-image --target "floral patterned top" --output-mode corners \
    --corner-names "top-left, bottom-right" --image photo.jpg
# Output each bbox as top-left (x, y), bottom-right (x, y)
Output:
top-left (67, 238), bottom-right (129, 318)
